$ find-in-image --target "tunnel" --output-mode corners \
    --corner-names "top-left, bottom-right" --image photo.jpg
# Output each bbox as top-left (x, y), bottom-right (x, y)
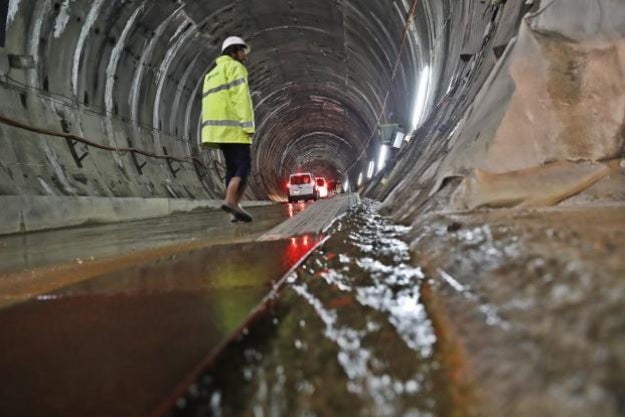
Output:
top-left (2, 0), bottom-right (621, 219)
top-left (1, 0), bottom-right (625, 416)
top-left (0, 0), bottom-right (623, 219)
top-left (0, 0), bottom-right (464, 206)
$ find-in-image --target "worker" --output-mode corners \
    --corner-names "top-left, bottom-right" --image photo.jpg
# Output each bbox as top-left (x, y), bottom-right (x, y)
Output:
top-left (201, 36), bottom-right (255, 222)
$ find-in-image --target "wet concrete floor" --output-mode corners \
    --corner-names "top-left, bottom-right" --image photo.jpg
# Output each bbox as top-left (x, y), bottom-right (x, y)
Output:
top-left (0, 202), bottom-right (322, 417)
top-left (0, 203), bottom-right (309, 308)
top-left (0, 203), bottom-right (300, 275)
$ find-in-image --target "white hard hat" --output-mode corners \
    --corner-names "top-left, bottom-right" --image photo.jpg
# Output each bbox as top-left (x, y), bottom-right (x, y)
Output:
top-left (221, 36), bottom-right (250, 53)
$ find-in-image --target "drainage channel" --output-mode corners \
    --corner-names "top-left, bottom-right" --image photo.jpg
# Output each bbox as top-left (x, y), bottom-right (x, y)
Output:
top-left (166, 200), bottom-right (475, 417)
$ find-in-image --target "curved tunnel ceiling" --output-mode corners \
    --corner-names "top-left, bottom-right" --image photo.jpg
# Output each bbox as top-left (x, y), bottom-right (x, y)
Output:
top-left (3, 0), bottom-right (453, 200)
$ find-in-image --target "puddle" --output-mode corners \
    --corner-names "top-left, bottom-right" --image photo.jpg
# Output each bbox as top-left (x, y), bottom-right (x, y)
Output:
top-left (170, 200), bottom-right (475, 417)
top-left (0, 237), bottom-right (321, 417)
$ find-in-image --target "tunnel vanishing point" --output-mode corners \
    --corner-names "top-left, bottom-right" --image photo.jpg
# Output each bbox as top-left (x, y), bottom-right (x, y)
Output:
top-left (1, 0), bottom-right (625, 416)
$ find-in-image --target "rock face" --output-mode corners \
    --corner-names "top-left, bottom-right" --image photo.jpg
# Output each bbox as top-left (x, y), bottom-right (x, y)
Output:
top-left (371, 2), bottom-right (625, 416)
top-left (486, 30), bottom-right (625, 171)
top-left (450, 160), bottom-right (620, 210)
top-left (447, 0), bottom-right (625, 209)
top-left (375, 0), bottom-right (625, 216)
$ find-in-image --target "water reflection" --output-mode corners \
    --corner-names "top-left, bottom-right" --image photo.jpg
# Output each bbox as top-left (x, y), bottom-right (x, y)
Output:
top-left (283, 234), bottom-right (319, 269)
top-left (284, 201), bottom-right (309, 220)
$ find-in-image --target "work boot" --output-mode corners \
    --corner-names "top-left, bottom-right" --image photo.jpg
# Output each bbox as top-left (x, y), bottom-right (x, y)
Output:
top-left (221, 203), bottom-right (253, 223)
top-left (237, 205), bottom-right (254, 222)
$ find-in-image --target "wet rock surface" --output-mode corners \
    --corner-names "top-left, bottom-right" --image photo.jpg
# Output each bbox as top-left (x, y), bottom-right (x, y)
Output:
top-left (409, 204), bottom-right (625, 417)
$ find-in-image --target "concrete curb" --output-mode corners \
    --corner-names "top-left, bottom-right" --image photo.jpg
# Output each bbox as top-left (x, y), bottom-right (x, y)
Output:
top-left (1, 196), bottom-right (274, 236)
top-left (258, 193), bottom-right (360, 241)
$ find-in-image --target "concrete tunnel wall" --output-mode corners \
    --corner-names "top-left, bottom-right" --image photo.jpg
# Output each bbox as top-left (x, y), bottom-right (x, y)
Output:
top-left (0, 0), bottom-right (591, 234)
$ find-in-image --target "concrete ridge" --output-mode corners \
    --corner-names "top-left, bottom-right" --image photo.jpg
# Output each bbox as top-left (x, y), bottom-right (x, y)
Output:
top-left (0, 195), bottom-right (275, 236)
top-left (258, 193), bottom-right (361, 241)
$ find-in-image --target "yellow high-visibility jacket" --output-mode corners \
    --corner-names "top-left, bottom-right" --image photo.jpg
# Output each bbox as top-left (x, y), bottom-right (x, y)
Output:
top-left (201, 55), bottom-right (255, 146)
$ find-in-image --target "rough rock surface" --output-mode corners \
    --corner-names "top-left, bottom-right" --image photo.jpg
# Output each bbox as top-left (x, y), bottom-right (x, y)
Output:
top-left (444, 0), bottom-right (625, 209)
top-left (410, 205), bottom-right (625, 417)
top-left (451, 159), bottom-right (624, 210)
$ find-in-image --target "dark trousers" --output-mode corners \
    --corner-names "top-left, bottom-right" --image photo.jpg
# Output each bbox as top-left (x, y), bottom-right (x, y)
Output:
top-left (220, 143), bottom-right (251, 187)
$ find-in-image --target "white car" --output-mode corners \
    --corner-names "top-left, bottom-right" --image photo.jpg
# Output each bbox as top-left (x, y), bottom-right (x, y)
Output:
top-left (315, 177), bottom-right (328, 198)
top-left (288, 173), bottom-right (318, 203)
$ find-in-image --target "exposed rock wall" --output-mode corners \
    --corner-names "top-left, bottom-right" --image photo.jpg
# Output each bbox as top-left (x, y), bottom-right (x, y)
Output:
top-left (377, 0), bottom-right (625, 216)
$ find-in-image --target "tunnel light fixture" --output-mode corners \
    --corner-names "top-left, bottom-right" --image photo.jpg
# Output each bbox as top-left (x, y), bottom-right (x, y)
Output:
top-left (411, 65), bottom-right (431, 130)
top-left (392, 131), bottom-right (405, 148)
top-left (367, 160), bottom-right (375, 179)
top-left (357, 172), bottom-right (363, 186)
top-left (8, 54), bottom-right (35, 69)
top-left (377, 145), bottom-right (389, 172)
top-left (343, 179), bottom-right (350, 192)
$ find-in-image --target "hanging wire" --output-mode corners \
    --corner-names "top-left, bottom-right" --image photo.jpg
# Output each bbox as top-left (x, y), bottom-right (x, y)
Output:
top-left (0, 73), bottom-right (193, 144)
top-left (343, 0), bottom-right (421, 175)
top-left (0, 112), bottom-right (208, 169)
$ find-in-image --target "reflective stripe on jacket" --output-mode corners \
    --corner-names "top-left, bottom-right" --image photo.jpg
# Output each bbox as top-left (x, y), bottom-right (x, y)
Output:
top-left (201, 55), bottom-right (255, 146)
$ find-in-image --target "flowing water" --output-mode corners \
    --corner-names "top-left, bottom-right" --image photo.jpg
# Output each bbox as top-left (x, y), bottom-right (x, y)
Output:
top-left (171, 200), bottom-right (475, 417)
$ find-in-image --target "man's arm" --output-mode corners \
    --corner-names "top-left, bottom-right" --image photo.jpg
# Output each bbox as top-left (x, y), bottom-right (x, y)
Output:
top-left (228, 62), bottom-right (255, 135)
